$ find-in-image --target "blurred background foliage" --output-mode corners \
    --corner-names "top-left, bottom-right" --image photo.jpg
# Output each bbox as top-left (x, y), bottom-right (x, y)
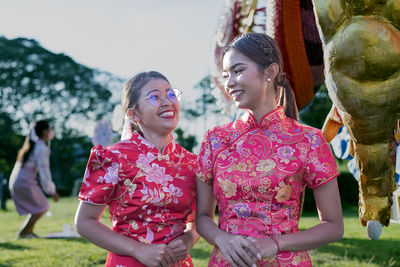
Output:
top-left (0, 36), bottom-right (122, 195)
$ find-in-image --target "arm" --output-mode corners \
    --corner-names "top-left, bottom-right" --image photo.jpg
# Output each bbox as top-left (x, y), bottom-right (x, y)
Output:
top-left (281, 178), bottom-right (344, 250)
top-left (250, 179), bottom-right (344, 257)
top-left (74, 201), bottom-right (176, 267)
top-left (195, 179), bottom-right (219, 246)
top-left (196, 179), bottom-right (260, 267)
top-left (35, 143), bottom-right (57, 199)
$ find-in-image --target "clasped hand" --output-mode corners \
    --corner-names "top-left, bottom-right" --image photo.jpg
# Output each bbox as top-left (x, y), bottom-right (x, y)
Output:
top-left (135, 235), bottom-right (191, 267)
top-left (246, 236), bottom-right (279, 260)
top-left (215, 234), bottom-right (261, 267)
top-left (215, 234), bottom-right (280, 267)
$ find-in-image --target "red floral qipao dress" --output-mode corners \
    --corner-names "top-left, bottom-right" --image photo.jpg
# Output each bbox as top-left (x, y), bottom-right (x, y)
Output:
top-left (197, 107), bottom-right (339, 266)
top-left (79, 131), bottom-right (197, 267)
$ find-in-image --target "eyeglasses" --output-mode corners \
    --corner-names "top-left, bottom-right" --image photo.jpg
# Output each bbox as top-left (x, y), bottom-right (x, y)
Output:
top-left (133, 88), bottom-right (182, 109)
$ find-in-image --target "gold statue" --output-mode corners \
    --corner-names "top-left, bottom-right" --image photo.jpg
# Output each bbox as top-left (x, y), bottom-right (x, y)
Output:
top-left (314, 0), bottom-right (400, 239)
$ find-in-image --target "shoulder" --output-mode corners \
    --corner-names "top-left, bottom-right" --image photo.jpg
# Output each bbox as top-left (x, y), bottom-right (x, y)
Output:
top-left (33, 140), bottom-right (49, 155)
top-left (288, 120), bottom-right (330, 153)
top-left (205, 119), bottom-right (242, 140)
top-left (104, 139), bottom-right (141, 155)
top-left (285, 118), bottom-right (324, 136)
top-left (174, 143), bottom-right (197, 161)
top-left (89, 143), bottom-right (121, 162)
top-left (296, 121), bottom-right (325, 139)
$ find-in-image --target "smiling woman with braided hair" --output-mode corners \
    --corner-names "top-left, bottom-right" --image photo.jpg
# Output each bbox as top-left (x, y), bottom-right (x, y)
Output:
top-left (196, 32), bottom-right (343, 267)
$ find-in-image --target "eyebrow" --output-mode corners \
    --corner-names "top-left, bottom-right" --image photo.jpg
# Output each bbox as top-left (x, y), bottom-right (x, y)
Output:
top-left (222, 62), bottom-right (246, 72)
top-left (145, 88), bottom-right (171, 96)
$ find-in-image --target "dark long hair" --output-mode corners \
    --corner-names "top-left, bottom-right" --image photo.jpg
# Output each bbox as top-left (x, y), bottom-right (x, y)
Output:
top-left (224, 32), bottom-right (298, 120)
top-left (121, 71), bottom-right (170, 132)
top-left (17, 120), bottom-right (50, 166)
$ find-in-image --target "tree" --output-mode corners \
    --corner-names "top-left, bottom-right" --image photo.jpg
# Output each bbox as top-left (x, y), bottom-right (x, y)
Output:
top-left (181, 75), bottom-right (236, 140)
top-left (299, 84), bottom-right (332, 129)
top-left (0, 36), bottom-right (122, 135)
top-left (174, 128), bottom-right (197, 152)
top-left (0, 112), bottom-right (23, 176)
top-left (49, 132), bottom-right (93, 195)
top-left (183, 75), bottom-right (222, 119)
top-left (0, 36), bottom-right (124, 194)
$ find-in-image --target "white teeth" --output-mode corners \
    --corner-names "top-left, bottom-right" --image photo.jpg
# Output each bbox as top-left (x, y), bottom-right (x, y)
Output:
top-left (160, 111), bottom-right (174, 117)
top-left (231, 91), bottom-right (243, 97)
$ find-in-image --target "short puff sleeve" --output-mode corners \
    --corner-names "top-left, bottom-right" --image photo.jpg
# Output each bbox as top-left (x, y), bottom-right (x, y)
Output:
top-left (78, 145), bottom-right (120, 204)
top-left (304, 130), bottom-right (339, 189)
top-left (196, 130), bottom-right (215, 184)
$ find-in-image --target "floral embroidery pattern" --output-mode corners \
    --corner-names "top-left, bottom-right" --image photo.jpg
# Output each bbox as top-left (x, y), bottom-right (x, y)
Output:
top-left (162, 184), bottom-right (183, 204)
top-left (97, 162), bottom-right (120, 185)
top-left (136, 152), bottom-right (156, 171)
top-left (146, 163), bottom-right (173, 186)
top-left (276, 184), bottom-right (293, 202)
top-left (277, 146), bottom-right (295, 159)
top-left (305, 132), bottom-right (322, 149)
top-left (232, 203), bottom-right (252, 218)
top-left (210, 136), bottom-right (222, 150)
top-left (197, 107), bottom-right (339, 267)
top-left (124, 179), bottom-right (137, 196)
top-left (256, 159), bottom-right (276, 172)
top-left (219, 178), bottom-right (237, 198)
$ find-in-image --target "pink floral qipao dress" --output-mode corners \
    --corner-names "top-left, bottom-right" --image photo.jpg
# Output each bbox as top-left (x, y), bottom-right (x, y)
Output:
top-left (197, 107), bottom-right (339, 267)
top-left (79, 131), bottom-right (197, 267)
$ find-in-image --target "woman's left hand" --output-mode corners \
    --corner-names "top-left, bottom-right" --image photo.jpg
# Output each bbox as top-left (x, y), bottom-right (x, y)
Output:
top-left (167, 232), bottom-right (193, 261)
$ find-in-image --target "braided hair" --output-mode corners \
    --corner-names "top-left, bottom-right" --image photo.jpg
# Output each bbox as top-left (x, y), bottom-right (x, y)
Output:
top-left (224, 32), bottom-right (298, 120)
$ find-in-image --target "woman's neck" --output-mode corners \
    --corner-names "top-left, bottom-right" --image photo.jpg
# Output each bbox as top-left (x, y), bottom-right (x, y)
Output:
top-left (247, 86), bottom-right (278, 123)
top-left (249, 103), bottom-right (277, 123)
top-left (140, 129), bottom-right (172, 152)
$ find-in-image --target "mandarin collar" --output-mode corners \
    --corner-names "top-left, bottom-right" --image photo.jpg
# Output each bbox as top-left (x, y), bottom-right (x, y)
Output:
top-left (130, 131), bottom-right (176, 155)
top-left (241, 106), bottom-right (285, 129)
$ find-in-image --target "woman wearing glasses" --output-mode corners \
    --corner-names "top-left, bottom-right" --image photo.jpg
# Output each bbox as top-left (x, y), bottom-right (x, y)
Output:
top-left (75, 71), bottom-right (199, 267)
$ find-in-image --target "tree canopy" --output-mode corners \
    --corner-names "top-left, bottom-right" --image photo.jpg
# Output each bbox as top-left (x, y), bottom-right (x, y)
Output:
top-left (0, 36), bottom-right (121, 135)
top-left (0, 36), bottom-right (122, 190)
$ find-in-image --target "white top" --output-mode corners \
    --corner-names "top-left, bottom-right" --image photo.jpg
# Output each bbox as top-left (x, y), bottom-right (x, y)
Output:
top-left (23, 139), bottom-right (56, 195)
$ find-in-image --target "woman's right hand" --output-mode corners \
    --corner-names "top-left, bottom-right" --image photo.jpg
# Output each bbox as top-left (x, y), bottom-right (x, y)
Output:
top-left (246, 236), bottom-right (279, 260)
top-left (134, 243), bottom-right (177, 267)
top-left (215, 233), bottom-right (261, 267)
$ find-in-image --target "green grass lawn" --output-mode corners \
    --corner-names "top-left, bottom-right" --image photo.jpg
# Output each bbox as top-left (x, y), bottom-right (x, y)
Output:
top-left (1, 198), bottom-right (399, 267)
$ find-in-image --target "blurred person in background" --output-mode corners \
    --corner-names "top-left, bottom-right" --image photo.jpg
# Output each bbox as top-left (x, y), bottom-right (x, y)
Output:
top-left (9, 120), bottom-right (59, 238)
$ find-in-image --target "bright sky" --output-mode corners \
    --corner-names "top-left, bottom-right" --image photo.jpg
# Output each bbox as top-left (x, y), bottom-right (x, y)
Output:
top-left (1, 0), bottom-right (223, 89)
top-left (0, 0), bottom-right (226, 141)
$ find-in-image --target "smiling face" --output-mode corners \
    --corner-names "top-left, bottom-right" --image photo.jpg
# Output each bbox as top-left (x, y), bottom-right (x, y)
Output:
top-left (223, 48), bottom-right (277, 116)
top-left (131, 78), bottom-right (180, 136)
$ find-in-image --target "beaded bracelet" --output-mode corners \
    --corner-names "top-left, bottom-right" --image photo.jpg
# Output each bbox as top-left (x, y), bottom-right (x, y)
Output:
top-left (270, 236), bottom-right (280, 252)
